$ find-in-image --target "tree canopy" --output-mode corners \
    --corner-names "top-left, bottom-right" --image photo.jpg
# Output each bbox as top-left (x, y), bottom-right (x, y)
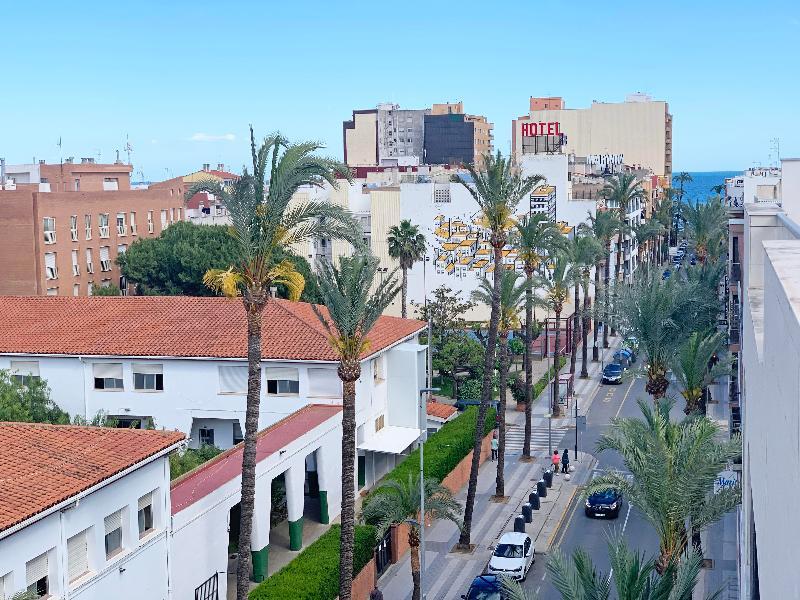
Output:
top-left (0, 370), bottom-right (69, 424)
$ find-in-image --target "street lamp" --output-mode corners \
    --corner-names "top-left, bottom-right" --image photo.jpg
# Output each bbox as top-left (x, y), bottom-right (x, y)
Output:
top-left (418, 386), bottom-right (439, 600)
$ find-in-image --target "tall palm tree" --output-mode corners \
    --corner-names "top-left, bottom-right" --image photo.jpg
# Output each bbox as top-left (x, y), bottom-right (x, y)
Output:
top-left (674, 171), bottom-right (693, 203)
top-left (711, 183), bottom-right (726, 195)
top-left (534, 253), bottom-right (575, 417)
top-left (672, 330), bottom-right (729, 415)
top-left (193, 129), bottom-right (359, 599)
top-left (512, 214), bottom-right (564, 458)
top-left (472, 270), bottom-right (528, 497)
top-left (387, 219), bottom-right (427, 318)
top-left (583, 211), bottom-right (620, 356)
top-left (566, 233), bottom-right (602, 378)
top-left (361, 474), bottom-right (462, 600)
top-left (587, 397), bottom-right (741, 574)
top-left (600, 173), bottom-right (645, 285)
top-left (657, 188), bottom-right (678, 260)
top-left (632, 220), bottom-right (664, 271)
top-left (453, 151), bottom-right (541, 547)
top-left (313, 254), bottom-right (400, 600)
top-left (682, 197), bottom-right (728, 264)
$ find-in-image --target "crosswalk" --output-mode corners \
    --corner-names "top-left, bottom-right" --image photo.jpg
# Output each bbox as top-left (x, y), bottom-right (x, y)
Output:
top-left (504, 423), bottom-right (571, 454)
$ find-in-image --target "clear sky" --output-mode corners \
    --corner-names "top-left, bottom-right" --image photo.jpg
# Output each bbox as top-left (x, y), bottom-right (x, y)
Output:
top-left (1, 0), bottom-right (798, 180)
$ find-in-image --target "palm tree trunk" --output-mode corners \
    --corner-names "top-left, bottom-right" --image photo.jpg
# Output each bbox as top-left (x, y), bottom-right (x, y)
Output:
top-left (580, 284), bottom-right (590, 378)
top-left (592, 261), bottom-right (600, 361)
top-left (410, 541), bottom-right (421, 600)
top-left (236, 300), bottom-right (266, 600)
top-left (523, 274), bottom-right (533, 458)
top-left (612, 233), bottom-right (621, 336)
top-left (552, 310), bottom-right (562, 417)
top-left (496, 331), bottom-right (508, 497)
top-left (459, 244), bottom-right (502, 547)
top-left (603, 250), bottom-right (610, 349)
top-left (569, 283), bottom-right (579, 376)
top-left (338, 369), bottom-right (359, 600)
top-left (401, 266), bottom-right (408, 319)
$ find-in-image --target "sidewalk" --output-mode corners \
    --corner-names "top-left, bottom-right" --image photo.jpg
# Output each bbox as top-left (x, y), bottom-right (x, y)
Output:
top-left (377, 343), bottom-right (619, 599)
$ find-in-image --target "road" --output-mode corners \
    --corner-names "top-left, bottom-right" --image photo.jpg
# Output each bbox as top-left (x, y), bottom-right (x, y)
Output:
top-left (522, 370), bottom-right (662, 599)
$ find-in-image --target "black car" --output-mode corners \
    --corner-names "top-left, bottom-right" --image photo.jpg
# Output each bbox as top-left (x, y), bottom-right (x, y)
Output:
top-left (601, 363), bottom-right (623, 384)
top-left (585, 489), bottom-right (623, 518)
top-left (462, 574), bottom-right (506, 599)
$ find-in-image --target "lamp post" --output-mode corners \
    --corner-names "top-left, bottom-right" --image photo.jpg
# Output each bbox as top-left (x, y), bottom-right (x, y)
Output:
top-left (418, 386), bottom-right (439, 600)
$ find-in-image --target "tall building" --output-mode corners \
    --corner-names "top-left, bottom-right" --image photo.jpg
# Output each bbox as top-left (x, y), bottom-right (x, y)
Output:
top-left (0, 161), bottom-right (186, 296)
top-left (512, 94), bottom-right (673, 177)
top-left (430, 102), bottom-right (494, 165)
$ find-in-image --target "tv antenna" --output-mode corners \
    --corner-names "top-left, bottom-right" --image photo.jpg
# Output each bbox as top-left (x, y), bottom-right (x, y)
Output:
top-left (769, 138), bottom-right (780, 168)
top-left (124, 135), bottom-right (133, 165)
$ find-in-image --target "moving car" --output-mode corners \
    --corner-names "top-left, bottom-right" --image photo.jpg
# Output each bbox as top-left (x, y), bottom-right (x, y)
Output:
top-left (613, 349), bottom-right (632, 368)
top-left (601, 363), bottom-right (623, 384)
top-left (462, 574), bottom-right (505, 599)
top-left (585, 488), bottom-right (623, 518)
top-left (486, 532), bottom-right (534, 581)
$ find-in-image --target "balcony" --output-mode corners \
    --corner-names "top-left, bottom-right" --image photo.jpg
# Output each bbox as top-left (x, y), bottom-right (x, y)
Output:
top-left (731, 262), bottom-right (741, 283)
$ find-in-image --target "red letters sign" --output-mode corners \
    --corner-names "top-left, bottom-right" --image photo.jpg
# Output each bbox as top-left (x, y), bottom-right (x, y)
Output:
top-left (521, 122), bottom-right (561, 137)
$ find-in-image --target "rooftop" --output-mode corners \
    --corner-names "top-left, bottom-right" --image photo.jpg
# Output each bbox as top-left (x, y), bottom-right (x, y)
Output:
top-left (0, 296), bottom-right (425, 362)
top-left (427, 400), bottom-right (457, 421)
top-left (0, 423), bottom-right (184, 534)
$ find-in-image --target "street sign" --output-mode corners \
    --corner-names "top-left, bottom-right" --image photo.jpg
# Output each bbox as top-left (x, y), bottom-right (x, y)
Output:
top-left (714, 469), bottom-right (739, 494)
top-left (576, 415), bottom-right (587, 431)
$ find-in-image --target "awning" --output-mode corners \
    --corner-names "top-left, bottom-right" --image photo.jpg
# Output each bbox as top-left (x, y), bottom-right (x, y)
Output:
top-left (358, 426), bottom-right (421, 454)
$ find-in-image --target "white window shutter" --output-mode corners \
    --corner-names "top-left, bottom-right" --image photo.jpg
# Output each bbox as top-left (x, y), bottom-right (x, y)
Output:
top-left (265, 367), bottom-right (299, 381)
top-left (26, 552), bottom-right (48, 586)
top-left (138, 492), bottom-right (153, 511)
top-left (105, 510), bottom-right (122, 534)
top-left (67, 531), bottom-right (88, 581)
top-left (219, 366), bottom-right (248, 393)
top-left (99, 247), bottom-right (110, 261)
top-left (93, 363), bottom-right (123, 379)
top-left (132, 363), bottom-right (162, 376)
top-left (308, 368), bottom-right (342, 397)
top-left (10, 361), bottom-right (39, 377)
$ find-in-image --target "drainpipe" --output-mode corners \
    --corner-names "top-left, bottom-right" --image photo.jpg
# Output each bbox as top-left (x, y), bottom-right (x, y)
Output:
top-left (78, 356), bottom-right (88, 419)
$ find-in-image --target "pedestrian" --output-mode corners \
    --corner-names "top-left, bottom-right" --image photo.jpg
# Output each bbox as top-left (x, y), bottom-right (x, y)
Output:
top-left (491, 435), bottom-right (499, 461)
top-left (551, 449), bottom-right (560, 474)
top-left (561, 448), bottom-right (570, 473)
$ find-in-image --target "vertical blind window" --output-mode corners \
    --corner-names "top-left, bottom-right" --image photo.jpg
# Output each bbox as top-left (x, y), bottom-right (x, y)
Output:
top-left (67, 530), bottom-right (89, 582)
top-left (265, 367), bottom-right (299, 395)
top-left (219, 366), bottom-right (248, 393)
top-left (133, 363), bottom-right (163, 391)
top-left (138, 492), bottom-right (155, 536)
top-left (104, 510), bottom-right (123, 558)
top-left (93, 363), bottom-right (123, 390)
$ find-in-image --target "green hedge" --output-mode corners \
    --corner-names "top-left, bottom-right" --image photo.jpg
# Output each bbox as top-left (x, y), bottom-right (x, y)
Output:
top-left (532, 356), bottom-right (567, 401)
top-left (249, 524), bottom-right (375, 600)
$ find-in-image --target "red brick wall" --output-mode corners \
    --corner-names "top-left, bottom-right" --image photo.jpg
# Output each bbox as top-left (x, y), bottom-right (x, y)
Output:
top-left (352, 556), bottom-right (377, 600)
top-left (440, 431), bottom-right (493, 495)
top-left (0, 190), bottom-right (39, 294)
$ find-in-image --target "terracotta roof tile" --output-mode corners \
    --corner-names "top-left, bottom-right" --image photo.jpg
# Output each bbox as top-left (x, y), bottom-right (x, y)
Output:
top-left (0, 423), bottom-right (184, 533)
top-left (427, 400), bottom-right (457, 420)
top-left (0, 296), bottom-right (425, 361)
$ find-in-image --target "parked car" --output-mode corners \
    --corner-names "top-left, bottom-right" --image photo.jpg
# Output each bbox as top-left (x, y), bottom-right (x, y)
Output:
top-left (690, 256), bottom-right (697, 266)
top-left (662, 269), bottom-right (671, 280)
top-left (613, 349), bottom-right (633, 368)
top-left (623, 336), bottom-right (639, 354)
top-left (462, 574), bottom-right (505, 599)
top-left (486, 532), bottom-right (534, 581)
top-left (601, 363), bottom-right (624, 384)
top-left (585, 488), bottom-right (623, 518)
top-left (621, 346), bottom-right (637, 362)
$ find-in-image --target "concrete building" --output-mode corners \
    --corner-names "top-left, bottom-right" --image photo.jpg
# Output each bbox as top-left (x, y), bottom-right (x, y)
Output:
top-left (0, 423), bottom-right (183, 600)
top-left (512, 94), bottom-right (673, 177)
top-left (152, 163), bottom-right (239, 226)
top-left (430, 102), bottom-right (494, 165)
top-left (0, 164), bottom-right (186, 296)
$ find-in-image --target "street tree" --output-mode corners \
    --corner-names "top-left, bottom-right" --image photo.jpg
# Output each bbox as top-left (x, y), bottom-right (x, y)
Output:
top-left (411, 285), bottom-right (476, 344)
top-left (682, 197), bottom-right (728, 264)
top-left (671, 330), bottom-right (729, 415)
top-left (632, 220), bottom-right (664, 271)
top-left (361, 475), bottom-right (462, 600)
top-left (0, 370), bottom-right (69, 424)
top-left (453, 151), bottom-right (541, 548)
top-left (313, 254), bottom-right (399, 600)
top-left (566, 233), bottom-right (602, 378)
top-left (387, 219), bottom-right (427, 318)
top-left (583, 210), bottom-right (620, 355)
top-left (432, 333), bottom-right (484, 400)
top-left (195, 128), bottom-right (360, 600)
top-left (600, 173), bottom-right (645, 284)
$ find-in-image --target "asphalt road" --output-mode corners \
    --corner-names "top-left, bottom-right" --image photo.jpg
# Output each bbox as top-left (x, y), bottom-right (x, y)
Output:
top-left (522, 369), bottom-right (662, 599)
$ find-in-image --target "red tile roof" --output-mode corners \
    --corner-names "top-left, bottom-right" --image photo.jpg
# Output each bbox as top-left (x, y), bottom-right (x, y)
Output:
top-left (170, 404), bottom-right (341, 514)
top-left (0, 296), bottom-right (425, 361)
top-left (185, 191), bottom-right (211, 210)
top-left (208, 169), bottom-right (239, 180)
top-left (427, 400), bottom-right (457, 420)
top-left (0, 423), bottom-right (184, 533)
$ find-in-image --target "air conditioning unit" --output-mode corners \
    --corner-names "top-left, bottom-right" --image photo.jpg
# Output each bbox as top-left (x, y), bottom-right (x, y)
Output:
top-left (46, 266), bottom-right (58, 279)
top-left (101, 260), bottom-right (112, 272)
top-left (44, 231), bottom-right (56, 244)
top-left (72, 264), bottom-right (80, 276)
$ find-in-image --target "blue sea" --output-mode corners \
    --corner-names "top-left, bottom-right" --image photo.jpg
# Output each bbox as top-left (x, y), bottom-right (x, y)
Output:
top-left (676, 171), bottom-right (739, 202)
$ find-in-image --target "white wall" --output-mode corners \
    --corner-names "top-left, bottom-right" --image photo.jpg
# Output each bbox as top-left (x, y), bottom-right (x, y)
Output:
top-left (0, 457), bottom-right (171, 600)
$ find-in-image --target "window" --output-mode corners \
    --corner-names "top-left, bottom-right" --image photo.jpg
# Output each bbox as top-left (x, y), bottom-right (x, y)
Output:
top-left (176, 207), bottom-right (182, 221)
top-left (43, 217), bottom-right (56, 244)
top-left (100, 246), bottom-right (111, 272)
top-left (72, 250), bottom-right (79, 276)
top-left (117, 244), bottom-right (127, 256)
top-left (104, 510), bottom-right (123, 559)
top-left (74, 178), bottom-right (80, 191)
top-left (98, 213), bottom-right (109, 238)
top-left (147, 210), bottom-right (154, 233)
top-left (116, 212), bottom-right (127, 235)
top-left (10, 361), bottom-right (40, 386)
top-left (93, 363), bottom-right (123, 390)
top-left (87, 281), bottom-right (94, 295)
top-left (70, 215), bottom-right (78, 241)
top-left (265, 367), bottom-right (299, 395)
top-left (199, 427), bottom-right (215, 446)
top-left (85, 214), bottom-right (92, 240)
top-left (372, 357), bottom-right (385, 382)
top-left (44, 252), bottom-right (58, 279)
top-left (103, 177), bottom-right (119, 191)
top-left (169, 208), bottom-right (175, 223)
top-left (375, 414), bottom-right (385, 432)
top-left (160, 210), bottom-right (167, 229)
top-left (85, 248), bottom-right (94, 274)
top-left (67, 530), bottom-right (90, 583)
top-left (133, 363), bottom-right (163, 391)
top-left (218, 366), bottom-right (247, 394)
top-left (433, 186), bottom-right (451, 203)
top-left (137, 492), bottom-right (155, 537)
top-left (73, 283), bottom-right (80, 296)
top-left (130, 212), bottom-right (137, 235)
top-left (26, 552), bottom-right (49, 597)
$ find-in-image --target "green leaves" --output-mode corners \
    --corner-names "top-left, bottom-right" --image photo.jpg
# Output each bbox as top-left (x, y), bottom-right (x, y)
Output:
top-left (0, 370), bottom-right (69, 424)
top-left (387, 219), bottom-right (427, 269)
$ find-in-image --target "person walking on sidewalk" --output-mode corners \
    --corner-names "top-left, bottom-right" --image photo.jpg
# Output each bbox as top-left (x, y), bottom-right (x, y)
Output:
top-left (551, 449), bottom-right (560, 474)
top-left (561, 448), bottom-right (570, 473)
top-left (491, 433), bottom-right (499, 461)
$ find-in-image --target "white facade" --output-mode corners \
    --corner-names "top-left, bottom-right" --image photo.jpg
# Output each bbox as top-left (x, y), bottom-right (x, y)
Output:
top-left (0, 450), bottom-right (174, 600)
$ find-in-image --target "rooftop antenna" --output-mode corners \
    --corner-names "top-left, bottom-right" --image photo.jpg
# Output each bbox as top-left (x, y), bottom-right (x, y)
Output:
top-left (124, 135), bottom-right (133, 165)
top-left (57, 136), bottom-right (63, 174)
top-left (769, 138), bottom-right (780, 168)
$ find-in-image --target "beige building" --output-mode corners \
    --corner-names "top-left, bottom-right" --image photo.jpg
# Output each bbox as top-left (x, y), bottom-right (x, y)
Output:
top-left (512, 94), bottom-right (673, 177)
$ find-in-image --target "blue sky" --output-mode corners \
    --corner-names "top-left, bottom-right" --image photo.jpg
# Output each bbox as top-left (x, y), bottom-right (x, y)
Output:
top-left (1, 0), bottom-right (798, 180)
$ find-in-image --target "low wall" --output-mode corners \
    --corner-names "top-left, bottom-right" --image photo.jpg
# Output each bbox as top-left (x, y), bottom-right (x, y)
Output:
top-left (352, 556), bottom-right (377, 600)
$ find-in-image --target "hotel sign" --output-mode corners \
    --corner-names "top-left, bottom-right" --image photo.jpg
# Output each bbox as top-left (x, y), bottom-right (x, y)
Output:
top-left (521, 122), bottom-right (561, 137)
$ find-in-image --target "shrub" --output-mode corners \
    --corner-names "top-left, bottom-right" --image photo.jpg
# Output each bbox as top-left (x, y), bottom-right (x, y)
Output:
top-left (249, 524), bottom-right (375, 600)
top-left (459, 378), bottom-right (482, 400)
top-left (169, 445), bottom-right (223, 480)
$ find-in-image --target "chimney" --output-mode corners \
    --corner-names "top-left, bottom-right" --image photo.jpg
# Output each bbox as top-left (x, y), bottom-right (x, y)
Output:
top-left (217, 163), bottom-right (224, 171)
top-left (39, 159), bottom-right (45, 165)
top-left (65, 157), bottom-right (74, 164)
top-left (202, 163), bottom-right (210, 172)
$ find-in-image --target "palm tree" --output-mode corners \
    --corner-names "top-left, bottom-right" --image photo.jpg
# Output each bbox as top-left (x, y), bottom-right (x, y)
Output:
top-left (600, 173), bottom-right (645, 286)
top-left (672, 330), bottom-right (729, 415)
top-left (711, 183), bottom-right (726, 195)
top-left (682, 197), bottom-right (728, 264)
top-left (453, 151), bottom-right (541, 548)
top-left (674, 171), bottom-right (693, 204)
top-left (472, 270), bottom-right (528, 497)
top-left (632, 220), bottom-right (664, 271)
top-left (193, 129), bottom-right (359, 599)
top-left (566, 233), bottom-right (602, 378)
top-left (583, 211), bottom-right (620, 356)
top-left (587, 397), bottom-right (741, 574)
top-left (657, 188), bottom-right (678, 259)
top-left (361, 475), bottom-right (462, 600)
top-left (313, 254), bottom-right (400, 600)
top-left (387, 219), bottom-right (427, 318)
top-left (534, 253), bottom-right (575, 417)
top-left (512, 214), bottom-right (564, 458)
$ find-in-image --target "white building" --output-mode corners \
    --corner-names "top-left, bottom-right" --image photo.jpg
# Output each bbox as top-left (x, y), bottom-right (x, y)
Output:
top-left (726, 167), bottom-right (782, 208)
top-left (0, 423), bottom-right (183, 600)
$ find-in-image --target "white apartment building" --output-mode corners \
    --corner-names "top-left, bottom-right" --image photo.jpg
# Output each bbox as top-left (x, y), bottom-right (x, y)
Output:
top-left (0, 423), bottom-right (183, 600)
top-left (725, 167), bottom-right (782, 208)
